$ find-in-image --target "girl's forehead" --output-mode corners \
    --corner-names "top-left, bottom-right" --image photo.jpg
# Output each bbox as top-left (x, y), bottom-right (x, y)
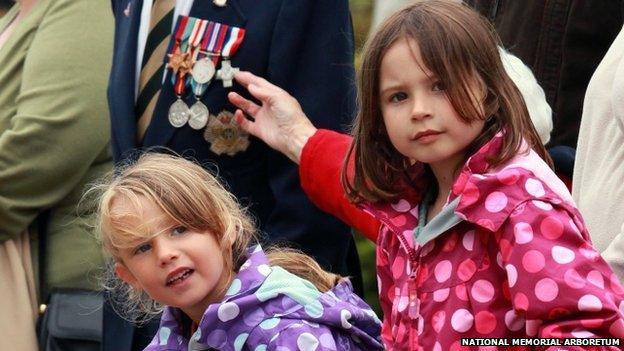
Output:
top-left (110, 194), bottom-right (173, 232)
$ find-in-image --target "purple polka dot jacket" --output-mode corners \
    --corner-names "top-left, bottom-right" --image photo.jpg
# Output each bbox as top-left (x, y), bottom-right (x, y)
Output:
top-left (143, 245), bottom-right (383, 350)
top-left (359, 133), bottom-right (624, 350)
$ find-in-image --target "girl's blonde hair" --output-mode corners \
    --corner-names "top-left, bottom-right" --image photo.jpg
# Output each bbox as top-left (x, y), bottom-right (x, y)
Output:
top-left (93, 153), bottom-right (341, 322)
top-left (343, 0), bottom-right (552, 203)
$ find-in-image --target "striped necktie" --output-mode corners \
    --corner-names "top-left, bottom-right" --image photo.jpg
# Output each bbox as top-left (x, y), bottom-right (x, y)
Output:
top-left (136, 0), bottom-right (175, 141)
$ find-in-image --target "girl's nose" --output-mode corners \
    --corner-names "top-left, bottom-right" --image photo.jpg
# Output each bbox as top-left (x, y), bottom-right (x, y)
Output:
top-left (156, 241), bottom-right (179, 267)
top-left (411, 96), bottom-right (432, 121)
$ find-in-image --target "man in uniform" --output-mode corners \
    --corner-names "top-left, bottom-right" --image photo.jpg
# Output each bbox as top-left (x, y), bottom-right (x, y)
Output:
top-left (106, 0), bottom-right (362, 349)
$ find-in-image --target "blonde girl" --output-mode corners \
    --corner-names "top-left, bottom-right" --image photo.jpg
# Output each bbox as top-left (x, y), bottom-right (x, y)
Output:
top-left (227, 1), bottom-right (624, 349)
top-left (95, 153), bottom-right (383, 350)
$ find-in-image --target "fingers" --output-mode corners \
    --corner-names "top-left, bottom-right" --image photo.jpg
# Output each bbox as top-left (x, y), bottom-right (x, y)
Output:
top-left (228, 92), bottom-right (260, 117)
top-left (234, 109), bottom-right (256, 136)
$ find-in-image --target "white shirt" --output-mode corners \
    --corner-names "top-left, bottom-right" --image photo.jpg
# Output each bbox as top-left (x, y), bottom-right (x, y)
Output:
top-left (135, 0), bottom-right (194, 99)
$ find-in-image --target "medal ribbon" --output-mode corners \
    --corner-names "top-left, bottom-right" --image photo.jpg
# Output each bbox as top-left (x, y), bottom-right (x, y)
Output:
top-left (190, 21), bottom-right (231, 96)
top-left (221, 26), bottom-right (246, 59)
top-left (170, 16), bottom-right (195, 95)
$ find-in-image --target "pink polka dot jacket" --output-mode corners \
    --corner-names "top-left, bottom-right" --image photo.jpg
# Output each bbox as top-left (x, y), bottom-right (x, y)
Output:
top-left (143, 245), bottom-right (383, 351)
top-left (299, 130), bottom-right (624, 350)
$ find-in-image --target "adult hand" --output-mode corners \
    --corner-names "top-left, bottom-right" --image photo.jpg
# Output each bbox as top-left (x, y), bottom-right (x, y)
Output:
top-left (228, 71), bottom-right (317, 164)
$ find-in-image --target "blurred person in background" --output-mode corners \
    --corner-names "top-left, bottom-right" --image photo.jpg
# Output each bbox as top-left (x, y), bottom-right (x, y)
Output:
top-left (0, 0), bottom-right (112, 348)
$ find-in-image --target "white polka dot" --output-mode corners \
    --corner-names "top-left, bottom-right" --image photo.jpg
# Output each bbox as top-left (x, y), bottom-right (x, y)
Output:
top-left (525, 178), bottom-right (546, 197)
top-left (259, 317), bottom-right (281, 330)
top-left (433, 342), bottom-right (442, 351)
top-left (158, 327), bottom-right (171, 345)
top-left (217, 302), bottom-right (240, 322)
top-left (504, 310), bottom-right (525, 331)
top-left (505, 264), bottom-right (518, 288)
top-left (433, 288), bottom-right (450, 302)
top-left (587, 270), bottom-right (605, 289)
top-left (253, 245), bottom-right (262, 253)
top-left (434, 260), bottom-right (452, 283)
top-left (525, 319), bottom-right (543, 336)
top-left (391, 199), bottom-right (411, 212)
top-left (396, 296), bottom-right (408, 312)
top-left (297, 332), bottom-right (320, 351)
top-left (571, 328), bottom-right (596, 338)
top-left (514, 222), bottom-right (533, 244)
top-left (496, 252), bottom-right (503, 268)
top-left (485, 192), bottom-right (508, 213)
top-left (451, 309), bottom-right (474, 332)
top-left (239, 260), bottom-right (252, 270)
top-left (535, 278), bottom-right (558, 302)
top-left (551, 246), bottom-right (575, 264)
top-left (254, 345), bottom-right (267, 351)
top-left (471, 279), bottom-right (495, 303)
top-left (257, 264), bottom-right (272, 276)
top-left (226, 279), bottom-right (242, 296)
top-left (462, 230), bottom-right (475, 251)
top-left (304, 300), bottom-right (324, 318)
top-left (532, 200), bottom-right (553, 211)
top-left (340, 309), bottom-right (352, 329)
top-left (234, 333), bottom-right (249, 351)
top-left (578, 295), bottom-right (603, 312)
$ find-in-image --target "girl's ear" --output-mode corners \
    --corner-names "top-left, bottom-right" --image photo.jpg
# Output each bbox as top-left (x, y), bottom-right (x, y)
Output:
top-left (115, 262), bottom-right (141, 290)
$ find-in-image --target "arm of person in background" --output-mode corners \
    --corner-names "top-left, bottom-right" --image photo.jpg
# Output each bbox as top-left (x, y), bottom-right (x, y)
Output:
top-left (499, 47), bottom-right (553, 145)
top-left (0, 0), bottom-right (112, 241)
top-left (229, 72), bottom-right (381, 242)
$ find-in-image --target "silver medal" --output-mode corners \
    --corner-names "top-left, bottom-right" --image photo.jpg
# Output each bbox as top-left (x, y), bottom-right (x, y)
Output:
top-left (168, 98), bottom-right (191, 128)
top-left (192, 58), bottom-right (216, 84)
top-left (188, 101), bottom-right (210, 130)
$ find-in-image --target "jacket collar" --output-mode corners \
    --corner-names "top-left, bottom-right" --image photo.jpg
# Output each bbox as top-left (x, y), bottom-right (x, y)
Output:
top-left (363, 133), bottom-right (569, 237)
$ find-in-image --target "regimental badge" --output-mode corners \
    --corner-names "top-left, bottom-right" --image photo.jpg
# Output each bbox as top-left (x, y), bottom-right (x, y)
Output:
top-left (204, 111), bottom-right (250, 156)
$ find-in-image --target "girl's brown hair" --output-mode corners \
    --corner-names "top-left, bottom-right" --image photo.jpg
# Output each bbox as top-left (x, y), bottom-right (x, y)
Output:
top-left (343, 0), bottom-right (551, 203)
top-left (93, 153), bottom-right (340, 322)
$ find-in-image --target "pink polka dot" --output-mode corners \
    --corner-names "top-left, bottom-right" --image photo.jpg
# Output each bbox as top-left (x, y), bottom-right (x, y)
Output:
top-left (609, 319), bottom-right (624, 338)
top-left (580, 319), bottom-right (603, 328)
top-left (532, 200), bottom-right (553, 211)
top-left (499, 239), bottom-right (512, 261)
top-left (540, 216), bottom-right (564, 240)
top-left (451, 309), bottom-right (474, 332)
top-left (587, 270), bottom-right (605, 289)
top-left (396, 295), bottom-right (409, 312)
top-left (434, 260), bottom-right (452, 283)
top-left (433, 288), bottom-right (450, 302)
top-left (571, 328), bottom-right (596, 338)
top-left (579, 243), bottom-right (600, 261)
top-left (514, 293), bottom-right (529, 311)
top-left (525, 178), bottom-right (546, 197)
top-left (513, 222), bottom-right (533, 244)
top-left (505, 264), bottom-right (518, 287)
top-left (525, 319), bottom-right (543, 336)
top-left (522, 250), bottom-right (545, 273)
top-left (471, 280), bottom-right (495, 303)
top-left (551, 245), bottom-right (575, 264)
top-left (475, 311), bottom-right (497, 334)
top-left (433, 342), bottom-right (442, 351)
top-left (578, 294), bottom-right (602, 312)
top-left (455, 284), bottom-right (468, 301)
top-left (564, 269), bottom-right (586, 289)
top-left (391, 256), bottom-right (405, 280)
top-left (541, 324), bottom-right (562, 338)
top-left (477, 219), bottom-right (495, 231)
top-left (391, 199), bottom-right (411, 213)
top-left (457, 259), bottom-right (477, 282)
top-left (432, 310), bottom-right (446, 333)
top-left (390, 214), bottom-right (407, 227)
top-left (461, 181), bottom-right (480, 206)
top-left (443, 232), bottom-right (459, 252)
top-left (610, 274), bottom-right (624, 294)
top-left (535, 278), bottom-right (559, 302)
top-left (497, 168), bottom-right (520, 185)
top-left (510, 202), bottom-right (527, 218)
top-left (504, 310), bottom-right (525, 331)
top-left (462, 230), bottom-right (475, 251)
top-left (485, 192), bottom-right (508, 213)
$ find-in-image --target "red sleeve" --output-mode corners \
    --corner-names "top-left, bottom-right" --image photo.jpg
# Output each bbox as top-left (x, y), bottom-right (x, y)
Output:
top-left (299, 129), bottom-right (381, 242)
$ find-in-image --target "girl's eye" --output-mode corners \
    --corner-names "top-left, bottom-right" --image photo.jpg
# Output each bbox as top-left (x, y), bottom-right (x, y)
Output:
top-left (389, 92), bottom-right (408, 103)
top-left (172, 226), bottom-right (187, 236)
top-left (432, 81), bottom-right (446, 92)
top-left (133, 243), bottom-right (151, 255)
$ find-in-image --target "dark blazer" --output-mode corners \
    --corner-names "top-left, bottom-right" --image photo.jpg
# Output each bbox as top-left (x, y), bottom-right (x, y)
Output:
top-left (106, 0), bottom-right (361, 350)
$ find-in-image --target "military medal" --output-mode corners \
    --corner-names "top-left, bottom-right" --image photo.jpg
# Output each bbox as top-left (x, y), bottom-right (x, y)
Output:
top-left (216, 26), bottom-right (245, 88)
top-left (188, 101), bottom-right (210, 130)
top-left (168, 98), bottom-right (191, 127)
top-left (166, 17), bottom-right (196, 128)
top-left (204, 110), bottom-right (250, 155)
top-left (192, 58), bottom-right (216, 84)
top-left (213, 0), bottom-right (227, 7)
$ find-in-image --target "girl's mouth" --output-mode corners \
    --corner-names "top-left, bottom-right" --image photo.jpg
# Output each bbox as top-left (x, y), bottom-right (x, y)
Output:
top-left (166, 268), bottom-right (194, 286)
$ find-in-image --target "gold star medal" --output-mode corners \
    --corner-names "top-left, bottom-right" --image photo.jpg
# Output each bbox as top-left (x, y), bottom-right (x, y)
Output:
top-left (203, 111), bottom-right (250, 156)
